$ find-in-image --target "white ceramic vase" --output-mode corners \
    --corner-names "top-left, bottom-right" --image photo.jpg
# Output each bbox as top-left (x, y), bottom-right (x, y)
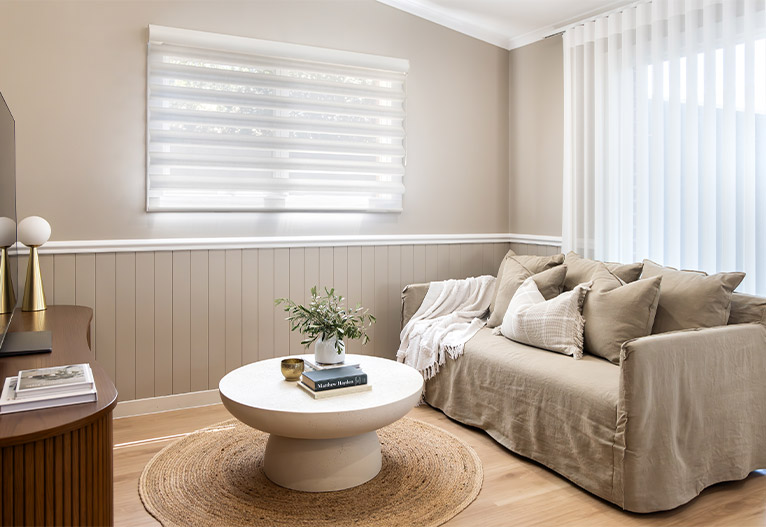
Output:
top-left (314, 335), bottom-right (346, 365)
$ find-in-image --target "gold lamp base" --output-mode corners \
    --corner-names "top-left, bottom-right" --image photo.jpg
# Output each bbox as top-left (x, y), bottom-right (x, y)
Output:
top-left (0, 246), bottom-right (15, 314)
top-left (22, 245), bottom-right (46, 312)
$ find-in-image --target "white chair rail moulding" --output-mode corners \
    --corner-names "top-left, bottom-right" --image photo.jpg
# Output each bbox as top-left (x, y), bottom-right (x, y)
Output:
top-left (563, 0), bottom-right (766, 295)
top-left (8, 233), bottom-right (561, 255)
top-left (146, 25), bottom-right (409, 213)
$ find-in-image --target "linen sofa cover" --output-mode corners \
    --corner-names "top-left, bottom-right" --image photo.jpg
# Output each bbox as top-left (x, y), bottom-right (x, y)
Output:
top-left (401, 283), bottom-right (766, 513)
top-left (425, 328), bottom-right (621, 503)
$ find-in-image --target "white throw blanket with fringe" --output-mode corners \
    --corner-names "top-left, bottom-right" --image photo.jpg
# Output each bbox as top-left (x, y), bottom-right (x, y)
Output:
top-left (397, 275), bottom-right (496, 380)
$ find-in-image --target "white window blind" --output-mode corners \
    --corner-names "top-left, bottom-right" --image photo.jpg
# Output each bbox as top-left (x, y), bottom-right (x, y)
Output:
top-left (146, 25), bottom-right (409, 212)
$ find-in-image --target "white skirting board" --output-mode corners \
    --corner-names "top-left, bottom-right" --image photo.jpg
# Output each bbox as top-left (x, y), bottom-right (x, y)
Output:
top-left (114, 389), bottom-right (222, 418)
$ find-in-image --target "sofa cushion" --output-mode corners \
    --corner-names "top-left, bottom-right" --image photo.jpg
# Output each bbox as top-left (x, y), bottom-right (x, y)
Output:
top-left (640, 260), bottom-right (745, 333)
top-left (729, 292), bottom-right (766, 326)
top-left (528, 265), bottom-right (568, 300)
top-left (587, 265), bottom-right (622, 293)
top-left (400, 283), bottom-right (429, 330)
top-left (494, 250), bottom-right (564, 288)
top-left (424, 328), bottom-right (620, 506)
top-left (499, 278), bottom-right (589, 358)
top-left (487, 253), bottom-right (565, 328)
top-left (563, 252), bottom-right (643, 290)
top-left (607, 261), bottom-right (644, 283)
top-left (583, 276), bottom-right (662, 363)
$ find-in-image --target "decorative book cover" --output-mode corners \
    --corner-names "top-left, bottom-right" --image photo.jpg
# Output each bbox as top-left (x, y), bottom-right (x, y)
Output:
top-left (16, 363), bottom-right (94, 398)
top-left (297, 381), bottom-right (371, 399)
top-left (301, 366), bottom-right (367, 391)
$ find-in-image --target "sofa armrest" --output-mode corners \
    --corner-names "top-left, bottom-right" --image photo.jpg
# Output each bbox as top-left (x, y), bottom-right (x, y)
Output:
top-left (617, 323), bottom-right (766, 512)
top-left (401, 283), bottom-right (429, 330)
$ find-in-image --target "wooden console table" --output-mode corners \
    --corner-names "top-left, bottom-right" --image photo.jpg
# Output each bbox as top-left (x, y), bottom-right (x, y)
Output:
top-left (0, 306), bottom-right (118, 526)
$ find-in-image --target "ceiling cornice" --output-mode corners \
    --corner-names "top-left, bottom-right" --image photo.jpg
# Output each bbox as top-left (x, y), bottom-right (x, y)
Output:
top-left (377, 0), bottom-right (637, 51)
top-left (377, 0), bottom-right (512, 49)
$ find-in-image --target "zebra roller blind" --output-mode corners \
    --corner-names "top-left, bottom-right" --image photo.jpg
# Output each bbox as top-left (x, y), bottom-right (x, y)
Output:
top-left (147, 25), bottom-right (409, 212)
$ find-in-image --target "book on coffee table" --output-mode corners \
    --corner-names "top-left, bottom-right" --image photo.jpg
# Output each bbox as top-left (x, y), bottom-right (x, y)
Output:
top-left (301, 366), bottom-right (367, 391)
top-left (297, 381), bottom-right (372, 399)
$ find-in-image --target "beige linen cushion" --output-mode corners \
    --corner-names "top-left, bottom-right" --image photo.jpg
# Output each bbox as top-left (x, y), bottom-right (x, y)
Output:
top-left (606, 261), bottom-right (643, 283)
top-left (583, 276), bottom-right (662, 364)
top-left (587, 266), bottom-right (623, 294)
top-left (490, 250), bottom-right (564, 312)
top-left (641, 259), bottom-right (745, 334)
top-left (728, 293), bottom-right (766, 326)
top-left (563, 252), bottom-right (643, 291)
top-left (487, 262), bottom-right (567, 328)
top-left (498, 277), bottom-right (590, 359)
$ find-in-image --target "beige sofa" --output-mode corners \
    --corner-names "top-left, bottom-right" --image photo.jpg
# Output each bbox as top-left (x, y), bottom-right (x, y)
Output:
top-left (401, 284), bottom-right (766, 513)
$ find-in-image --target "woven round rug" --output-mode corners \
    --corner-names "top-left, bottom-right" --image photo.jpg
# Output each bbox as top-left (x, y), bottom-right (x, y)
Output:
top-left (139, 416), bottom-right (482, 527)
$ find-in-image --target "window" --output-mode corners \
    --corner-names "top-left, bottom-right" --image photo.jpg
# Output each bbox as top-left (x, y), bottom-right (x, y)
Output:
top-left (146, 25), bottom-right (408, 212)
top-left (563, 0), bottom-right (766, 294)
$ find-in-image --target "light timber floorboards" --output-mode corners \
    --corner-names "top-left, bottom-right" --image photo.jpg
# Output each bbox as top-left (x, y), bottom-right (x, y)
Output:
top-left (114, 404), bottom-right (766, 526)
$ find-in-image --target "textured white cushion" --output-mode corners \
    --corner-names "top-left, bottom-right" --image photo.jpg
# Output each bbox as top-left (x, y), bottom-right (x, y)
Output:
top-left (498, 277), bottom-right (590, 359)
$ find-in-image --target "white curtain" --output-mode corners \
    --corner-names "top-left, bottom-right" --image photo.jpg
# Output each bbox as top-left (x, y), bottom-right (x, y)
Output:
top-left (563, 0), bottom-right (766, 294)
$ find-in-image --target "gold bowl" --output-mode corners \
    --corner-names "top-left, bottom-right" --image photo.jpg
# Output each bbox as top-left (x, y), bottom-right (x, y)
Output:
top-left (280, 358), bottom-right (304, 381)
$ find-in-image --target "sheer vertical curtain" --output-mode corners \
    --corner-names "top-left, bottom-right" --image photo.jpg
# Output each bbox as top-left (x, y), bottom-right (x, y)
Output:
top-left (563, 0), bottom-right (766, 294)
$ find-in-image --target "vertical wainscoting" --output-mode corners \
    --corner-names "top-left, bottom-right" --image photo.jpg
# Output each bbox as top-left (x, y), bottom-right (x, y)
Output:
top-left (19, 241), bottom-right (561, 402)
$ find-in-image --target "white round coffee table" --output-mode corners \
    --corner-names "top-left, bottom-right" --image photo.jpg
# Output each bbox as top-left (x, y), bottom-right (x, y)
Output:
top-left (219, 354), bottom-right (423, 492)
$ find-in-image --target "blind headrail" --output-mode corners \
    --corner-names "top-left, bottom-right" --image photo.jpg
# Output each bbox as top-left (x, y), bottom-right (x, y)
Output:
top-left (148, 25), bottom-right (410, 73)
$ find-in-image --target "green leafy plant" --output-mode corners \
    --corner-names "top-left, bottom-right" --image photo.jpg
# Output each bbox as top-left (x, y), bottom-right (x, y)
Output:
top-left (275, 286), bottom-right (376, 354)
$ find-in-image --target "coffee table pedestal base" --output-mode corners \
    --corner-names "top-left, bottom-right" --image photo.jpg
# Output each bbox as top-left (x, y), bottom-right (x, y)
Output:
top-left (263, 431), bottom-right (382, 492)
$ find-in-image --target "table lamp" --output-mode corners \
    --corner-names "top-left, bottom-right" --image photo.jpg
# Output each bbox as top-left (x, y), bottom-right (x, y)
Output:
top-left (0, 217), bottom-right (16, 314)
top-left (18, 216), bottom-right (50, 312)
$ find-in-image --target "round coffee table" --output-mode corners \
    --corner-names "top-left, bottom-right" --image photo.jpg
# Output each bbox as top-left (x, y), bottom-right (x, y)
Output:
top-left (218, 354), bottom-right (423, 492)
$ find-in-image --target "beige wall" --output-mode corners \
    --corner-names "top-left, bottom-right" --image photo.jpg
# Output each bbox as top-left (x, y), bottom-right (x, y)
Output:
top-left (0, 0), bottom-right (509, 241)
top-left (508, 36), bottom-right (563, 237)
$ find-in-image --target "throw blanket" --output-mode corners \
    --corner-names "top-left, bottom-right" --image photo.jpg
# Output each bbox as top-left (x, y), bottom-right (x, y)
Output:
top-left (397, 275), bottom-right (496, 380)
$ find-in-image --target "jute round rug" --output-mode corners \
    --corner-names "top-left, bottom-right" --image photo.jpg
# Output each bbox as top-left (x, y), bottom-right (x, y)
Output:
top-left (139, 416), bottom-right (482, 527)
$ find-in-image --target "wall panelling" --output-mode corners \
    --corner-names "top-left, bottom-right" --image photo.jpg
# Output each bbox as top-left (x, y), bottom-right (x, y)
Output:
top-left (19, 240), bottom-right (560, 402)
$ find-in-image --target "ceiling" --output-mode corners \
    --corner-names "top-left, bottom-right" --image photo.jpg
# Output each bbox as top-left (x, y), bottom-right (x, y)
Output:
top-left (376, 0), bottom-right (634, 50)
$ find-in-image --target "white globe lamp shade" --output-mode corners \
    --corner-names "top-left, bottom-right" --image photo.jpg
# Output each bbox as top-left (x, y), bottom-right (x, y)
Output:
top-left (18, 216), bottom-right (51, 247)
top-left (0, 217), bottom-right (15, 247)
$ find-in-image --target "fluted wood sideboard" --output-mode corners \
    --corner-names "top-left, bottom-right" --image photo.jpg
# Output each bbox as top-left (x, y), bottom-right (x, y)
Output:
top-left (0, 306), bottom-right (118, 526)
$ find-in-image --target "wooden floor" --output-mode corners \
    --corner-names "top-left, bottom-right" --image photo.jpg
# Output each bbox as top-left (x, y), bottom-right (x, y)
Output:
top-left (114, 403), bottom-right (766, 526)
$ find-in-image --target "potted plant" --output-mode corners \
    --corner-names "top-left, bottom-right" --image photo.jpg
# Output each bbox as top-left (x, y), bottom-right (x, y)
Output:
top-left (275, 286), bottom-right (376, 364)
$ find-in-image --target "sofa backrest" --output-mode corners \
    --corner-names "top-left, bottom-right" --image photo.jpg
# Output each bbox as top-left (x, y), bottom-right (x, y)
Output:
top-left (729, 293), bottom-right (766, 325)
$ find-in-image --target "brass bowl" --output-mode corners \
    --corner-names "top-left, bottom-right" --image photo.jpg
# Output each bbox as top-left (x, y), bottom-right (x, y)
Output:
top-left (280, 358), bottom-right (304, 381)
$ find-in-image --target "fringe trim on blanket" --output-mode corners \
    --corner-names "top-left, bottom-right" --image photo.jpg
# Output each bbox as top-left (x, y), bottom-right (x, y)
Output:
top-left (406, 343), bottom-right (466, 383)
top-left (569, 281), bottom-right (592, 360)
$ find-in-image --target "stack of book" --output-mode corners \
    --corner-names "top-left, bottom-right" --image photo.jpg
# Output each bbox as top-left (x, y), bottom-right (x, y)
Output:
top-left (0, 363), bottom-right (97, 414)
top-left (298, 363), bottom-right (371, 399)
